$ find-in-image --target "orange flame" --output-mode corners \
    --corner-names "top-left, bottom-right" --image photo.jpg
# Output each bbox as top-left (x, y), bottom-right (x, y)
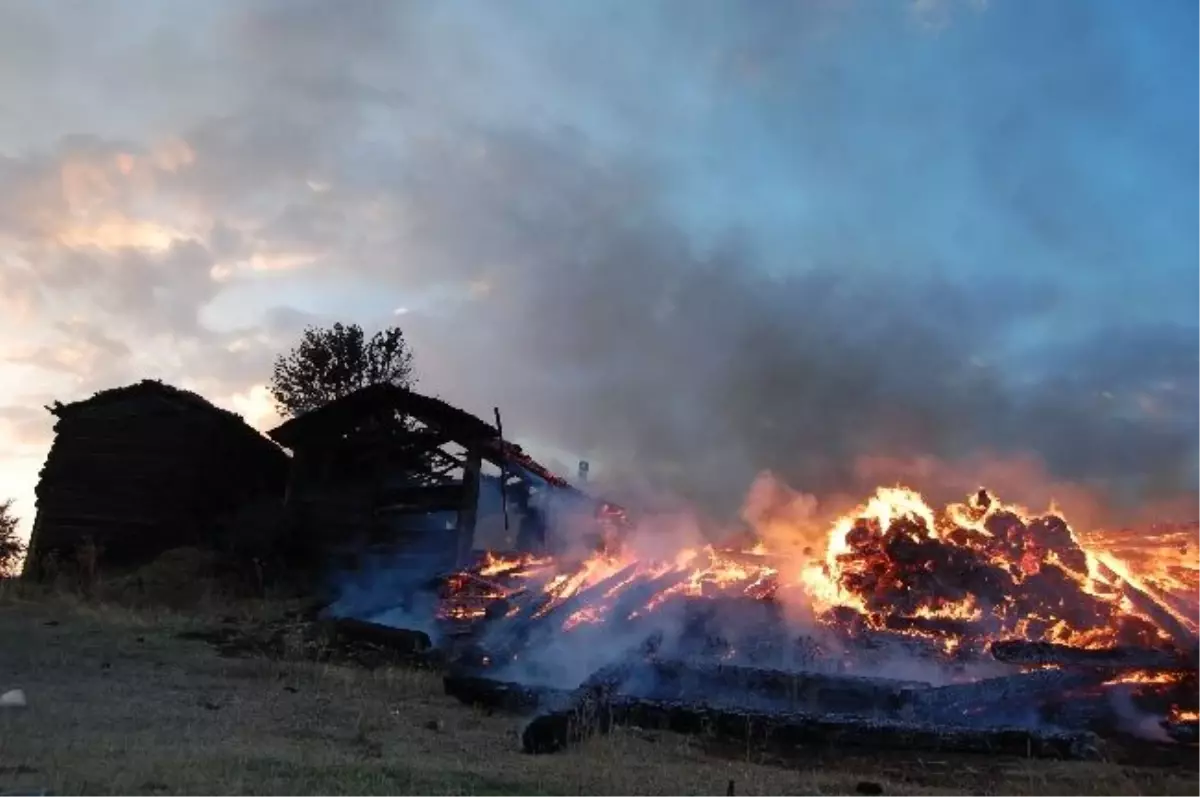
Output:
top-left (441, 483), bottom-right (1199, 662)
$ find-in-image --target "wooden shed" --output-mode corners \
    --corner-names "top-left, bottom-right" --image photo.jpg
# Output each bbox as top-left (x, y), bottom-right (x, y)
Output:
top-left (24, 380), bottom-right (290, 577)
top-left (266, 384), bottom-right (622, 576)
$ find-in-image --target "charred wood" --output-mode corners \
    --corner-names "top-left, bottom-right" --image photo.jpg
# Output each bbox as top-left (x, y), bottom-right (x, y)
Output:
top-left (1162, 720), bottom-right (1199, 745)
top-left (1033, 683), bottom-right (1192, 739)
top-left (330, 618), bottom-right (432, 655)
top-left (633, 660), bottom-right (926, 715)
top-left (881, 615), bottom-right (985, 638)
top-left (989, 640), bottom-right (1197, 672)
top-left (443, 673), bottom-right (567, 714)
top-left (911, 669), bottom-right (1112, 724)
top-left (608, 570), bottom-right (694, 619)
top-left (483, 567), bottom-right (684, 660)
top-left (444, 657), bottom-right (906, 719)
top-left (520, 660), bottom-right (636, 753)
top-left (519, 691), bottom-right (1104, 760)
top-left (841, 628), bottom-right (969, 665)
top-left (533, 563), bottom-right (641, 629)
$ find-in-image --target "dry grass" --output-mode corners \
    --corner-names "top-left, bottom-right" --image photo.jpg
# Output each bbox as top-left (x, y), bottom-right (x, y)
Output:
top-left (0, 586), bottom-right (1196, 796)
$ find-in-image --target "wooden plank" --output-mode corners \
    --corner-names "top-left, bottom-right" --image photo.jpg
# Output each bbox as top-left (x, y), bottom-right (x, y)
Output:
top-left (455, 448), bottom-right (482, 567)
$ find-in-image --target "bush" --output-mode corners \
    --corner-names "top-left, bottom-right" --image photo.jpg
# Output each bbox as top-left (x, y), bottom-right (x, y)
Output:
top-left (0, 500), bottom-right (25, 577)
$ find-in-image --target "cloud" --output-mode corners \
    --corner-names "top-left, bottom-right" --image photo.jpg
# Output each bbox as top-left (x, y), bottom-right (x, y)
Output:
top-left (225, 383), bottom-right (283, 432)
top-left (0, 404), bottom-right (53, 451)
top-left (0, 0), bottom-right (1193, 540)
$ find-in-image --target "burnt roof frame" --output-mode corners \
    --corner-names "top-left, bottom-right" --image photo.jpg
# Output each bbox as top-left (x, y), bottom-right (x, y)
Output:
top-left (266, 384), bottom-right (582, 493)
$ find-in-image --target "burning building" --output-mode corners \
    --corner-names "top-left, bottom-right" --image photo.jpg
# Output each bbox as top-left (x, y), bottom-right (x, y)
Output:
top-left (266, 384), bottom-right (628, 607)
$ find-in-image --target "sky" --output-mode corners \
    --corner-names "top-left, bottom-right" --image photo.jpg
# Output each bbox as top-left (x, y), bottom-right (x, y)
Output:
top-left (0, 0), bottom-right (1196, 541)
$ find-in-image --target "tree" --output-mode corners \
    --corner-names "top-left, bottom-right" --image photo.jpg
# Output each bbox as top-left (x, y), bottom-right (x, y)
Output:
top-left (0, 500), bottom-right (25, 577)
top-left (270, 322), bottom-right (416, 418)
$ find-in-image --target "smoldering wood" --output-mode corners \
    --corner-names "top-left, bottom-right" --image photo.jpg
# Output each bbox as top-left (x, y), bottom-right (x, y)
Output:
top-left (1034, 681), bottom-right (1191, 736)
top-left (1162, 720), bottom-right (1199, 745)
top-left (518, 691), bottom-right (1104, 760)
top-left (330, 617), bottom-right (433, 654)
top-left (442, 654), bottom-right (910, 721)
top-left (989, 640), bottom-right (1198, 672)
top-left (478, 565), bottom-right (665, 660)
top-left (910, 669), bottom-right (1112, 723)
top-left (459, 550), bottom-right (548, 579)
top-left (445, 659), bottom-right (1180, 759)
top-left (444, 570), bottom-right (512, 596)
top-left (881, 615), bottom-right (985, 638)
top-left (517, 659), bottom-right (641, 753)
top-left (840, 628), bottom-right (965, 664)
top-left (528, 563), bottom-right (642, 628)
top-left (632, 660), bottom-right (927, 715)
top-left (521, 691), bottom-right (617, 753)
top-left (443, 673), bottom-right (570, 714)
top-left (607, 570), bottom-right (695, 619)
top-left (449, 655), bottom-right (1113, 736)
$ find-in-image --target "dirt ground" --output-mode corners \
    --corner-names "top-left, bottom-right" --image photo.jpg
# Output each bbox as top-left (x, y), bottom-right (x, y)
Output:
top-left (0, 592), bottom-right (1196, 796)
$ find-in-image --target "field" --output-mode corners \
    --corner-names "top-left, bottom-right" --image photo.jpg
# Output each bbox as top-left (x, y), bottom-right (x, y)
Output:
top-left (0, 589), bottom-right (1196, 796)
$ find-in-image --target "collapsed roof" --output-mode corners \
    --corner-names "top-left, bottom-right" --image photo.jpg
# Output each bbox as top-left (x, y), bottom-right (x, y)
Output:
top-left (267, 383), bottom-right (587, 497)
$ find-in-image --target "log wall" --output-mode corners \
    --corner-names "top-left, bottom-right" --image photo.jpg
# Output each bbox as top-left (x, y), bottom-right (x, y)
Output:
top-left (25, 395), bottom-right (288, 576)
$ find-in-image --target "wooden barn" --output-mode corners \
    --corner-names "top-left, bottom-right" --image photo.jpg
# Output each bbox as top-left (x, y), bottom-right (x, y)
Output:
top-left (24, 380), bottom-right (290, 578)
top-left (266, 384), bottom-right (624, 577)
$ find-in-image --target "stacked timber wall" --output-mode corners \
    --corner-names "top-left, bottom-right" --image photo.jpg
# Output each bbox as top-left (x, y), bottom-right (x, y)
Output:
top-left (25, 381), bottom-right (289, 577)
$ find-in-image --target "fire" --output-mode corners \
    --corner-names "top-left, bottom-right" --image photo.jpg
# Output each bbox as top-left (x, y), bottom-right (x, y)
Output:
top-left (816, 487), bottom-right (1156, 648)
top-left (427, 478), bottom-right (1198, 749)
top-left (1105, 670), bottom-right (1178, 686)
top-left (442, 483), bottom-right (1198, 663)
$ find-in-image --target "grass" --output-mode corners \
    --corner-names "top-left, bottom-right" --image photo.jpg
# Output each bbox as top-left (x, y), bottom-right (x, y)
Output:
top-left (0, 583), bottom-right (1196, 795)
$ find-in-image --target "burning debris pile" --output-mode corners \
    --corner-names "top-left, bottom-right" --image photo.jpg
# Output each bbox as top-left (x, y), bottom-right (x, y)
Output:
top-left (360, 484), bottom-right (1199, 762)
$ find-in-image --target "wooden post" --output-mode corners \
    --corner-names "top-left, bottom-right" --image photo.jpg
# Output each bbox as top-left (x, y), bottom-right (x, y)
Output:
top-left (455, 446), bottom-right (482, 567)
top-left (493, 407), bottom-right (508, 531)
top-left (283, 447), bottom-right (307, 506)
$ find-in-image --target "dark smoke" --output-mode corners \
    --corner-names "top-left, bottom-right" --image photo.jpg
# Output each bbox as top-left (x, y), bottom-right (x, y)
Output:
top-left (396, 127), bottom-right (1198, 524)
top-left (199, 0), bottom-right (1198, 523)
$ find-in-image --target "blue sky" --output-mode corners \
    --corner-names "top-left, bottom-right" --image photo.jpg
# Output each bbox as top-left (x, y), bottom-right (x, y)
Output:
top-left (0, 0), bottom-right (1196, 537)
